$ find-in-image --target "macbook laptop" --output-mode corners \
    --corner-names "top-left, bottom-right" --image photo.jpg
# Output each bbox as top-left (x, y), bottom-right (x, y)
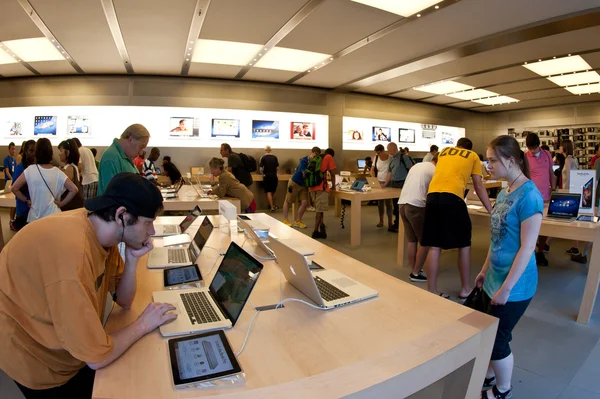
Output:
top-left (267, 237), bottom-right (378, 309)
top-left (162, 181), bottom-right (184, 199)
top-left (237, 217), bottom-right (315, 257)
top-left (351, 180), bottom-right (366, 192)
top-left (546, 192), bottom-right (581, 222)
top-left (153, 206), bottom-right (202, 237)
top-left (161, 179), bottom-right (184, 193)
top-left (153, 241), bottom-right (264, 336)
top-left (366, 176), bottom-right (380, 189)
top-left (148, 216), bottom-right (214, 268)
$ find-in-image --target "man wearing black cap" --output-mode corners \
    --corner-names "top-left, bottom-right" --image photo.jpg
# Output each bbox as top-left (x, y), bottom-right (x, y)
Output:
top-left (0, 173), bottom-right (177, 399)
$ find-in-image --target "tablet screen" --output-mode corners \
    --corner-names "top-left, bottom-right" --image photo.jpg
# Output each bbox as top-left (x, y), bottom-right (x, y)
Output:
top-left (169, 330), bottom-right (241, 386)
top-left (164, 265), bottom-right (201, 287)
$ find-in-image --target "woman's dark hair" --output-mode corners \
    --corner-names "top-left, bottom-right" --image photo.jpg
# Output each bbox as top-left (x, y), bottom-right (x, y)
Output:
top-left (22, 140), bottom-right (36, 168)
top-left (18, 140), bottom-right (26, 155)
top-left (489, 135), bottom-right (530, 179)
top-left (90, 148), bottom-right (97, 157)
top-left (374, 144), bottom-right (385, 152)
top-left (35, 138), bottom-right (53, 165)
top-left (325, 148), bottom-right (335, 157)
top-left (58, 139), bottom-right (81, 165)
top-left (163, 156), bottom-right (171, 162)
top-left (555, 153), bottom-right (566, 169)
top-left (561, 139), bottom-right (574, 156)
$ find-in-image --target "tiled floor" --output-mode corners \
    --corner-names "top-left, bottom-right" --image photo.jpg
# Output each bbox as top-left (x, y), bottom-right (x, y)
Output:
top-left (2, 204), bottom-right (600, 398)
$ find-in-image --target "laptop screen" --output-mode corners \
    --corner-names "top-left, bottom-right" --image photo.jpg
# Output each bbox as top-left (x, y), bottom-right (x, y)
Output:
top-left (548, 194), bottom-right (581, 217)
top-left (209, 242), bottom-right (263, 325)
top-left (179, 206), bottom-right (202, 233)
top-left (351, 180), bottom-right (365, 190)
top-left (357, 159), bottom-right (366, 169)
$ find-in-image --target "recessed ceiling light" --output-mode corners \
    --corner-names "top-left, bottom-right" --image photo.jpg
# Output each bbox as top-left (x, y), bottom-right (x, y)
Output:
top-left (188, 47), bottom-right (192, 50)
top-left (351, 0), bottom-right (442, 17)
top-left (255, 46), bottom-right (331, 72)
top-left (414, 81), bottom-right (474, 94)
top-left (523, 55), bottom-right (592, 76)
top-left (0, 47), bottom-right (18, 65)
top-left (564, 83), bottom-right (600, 95)
top-left (417, 14), bottom-right (421, 17)
top-left (186, 58), bottom-right (189, 61)
top-left (473, 96), bottom-right (519, 105)
top-left (447, 89), bottom-right (499, 100)
top-left (192, 39), bottom-right (261, 65)
top-left (547, 71), bottom-right (600, 87)
top-left (538, 59), bottom-right (542, 62)
top-left (330, 57), bottom-right (333, 60)
top-left (2, 37), bottom-right (65, 62)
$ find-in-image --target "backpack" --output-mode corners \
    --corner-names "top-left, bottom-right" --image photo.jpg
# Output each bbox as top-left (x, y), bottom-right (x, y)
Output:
top-left (304, 155), bottom-right (324, 188)
top-left (238, 153), bottom-right (257, 172)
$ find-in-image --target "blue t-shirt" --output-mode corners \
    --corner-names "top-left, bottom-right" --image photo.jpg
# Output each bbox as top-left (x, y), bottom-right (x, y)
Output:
top-left (3, 155), bottom-right (15, 180)
top-left (12, 162), bottom-right (29, 217)
top-left (291, 156), bottom-right (309, 186)
top-left (484, 180), bottom-right (543, 302)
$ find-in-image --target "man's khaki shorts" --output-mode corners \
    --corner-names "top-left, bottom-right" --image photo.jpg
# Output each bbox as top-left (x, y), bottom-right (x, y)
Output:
top-left (310, 190), bottom-right (329, 212)
top-left (285, 180), bottom-right (308, 203)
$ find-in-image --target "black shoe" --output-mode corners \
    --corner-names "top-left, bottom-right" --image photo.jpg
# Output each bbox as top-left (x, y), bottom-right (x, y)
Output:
top-left (388, 226), bottom-right (398, 233)
top-left (409, 270), bottom-right (427, 282)
top-left (571, 254), bottom-right (588, 264)
top-left (543, 244), bottom-right (550, 253)
top-left (319, 223), bottom-right (327, 235)
top-left (535, 252), bottom-right (549, 267)
top-left (312, 231), bottom-right (327, 239)
top-left (566, 247), bottom-right (580, 255)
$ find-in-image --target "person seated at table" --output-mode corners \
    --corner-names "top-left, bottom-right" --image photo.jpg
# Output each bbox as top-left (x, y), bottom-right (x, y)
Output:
top-left (9, 139), bottom-right (35, 231)
top-left (0, 173), bottom-right (176, 399)
top-left (208, 157), bottom-right (256, 213)
top-left (477, 135), bottom-right (542, 399)
top-left (11, 138), bottom-right (79, 223)
top-left (161, 156), bottom-right (182, 185)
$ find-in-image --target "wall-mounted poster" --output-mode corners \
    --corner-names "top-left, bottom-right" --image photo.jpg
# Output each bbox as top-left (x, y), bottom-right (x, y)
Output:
top-left (67, 115), bottom-right (90, 134)
top-left (34, 116), bottom-right (57, 135)
top-left (252, 120), bottom-right (279, 139)
top-left (291, 122), bottom-right (315, 140)
top-left (372, 127), bottom-right (391, 142)
top-left (3, 121), bottom-right (23, 136)
top-left (346, 129), bottom-right (364, 141)
top-left (211, 119), bottom-right (240, 138)
top-left (169, 117), bottom-right (199, 137)
top-left (422, 124), bottom-right (437, 139)
top-left (442, 131), bottom-right (455, 145)
top-left (399, 128), bottom-right (415, 143)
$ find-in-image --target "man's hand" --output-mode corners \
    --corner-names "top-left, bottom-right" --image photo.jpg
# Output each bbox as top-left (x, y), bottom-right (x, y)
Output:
top-left (138, 302), bottom-right (177, 334)
top-left (125, 237), bottom-right (153, 261)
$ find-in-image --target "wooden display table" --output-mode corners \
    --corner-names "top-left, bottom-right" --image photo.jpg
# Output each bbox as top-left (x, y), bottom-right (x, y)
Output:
top-left (396, 202), bottom-right (600, 324)
top-left (93, 213), bottom-right (497, 399)
top-left (192, 174), bottom-right (292, 183)
top-left (162, 185), bottom-right (241, 213)
top-left (330, 188), bottom-right (402, 247)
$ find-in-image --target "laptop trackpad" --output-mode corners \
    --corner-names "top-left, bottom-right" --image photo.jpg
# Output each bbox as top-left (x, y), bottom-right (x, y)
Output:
top-left (331, 277), bottom-right (357, 288)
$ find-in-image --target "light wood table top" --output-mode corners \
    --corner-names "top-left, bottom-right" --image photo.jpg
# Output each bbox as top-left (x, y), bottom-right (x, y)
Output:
top-left (162, 186), bottom-right (241, 213)
top-left (330, 188), bottom-right (402, 247)
top-left (193, 174), bottom-right (292, 183)
top-left (93, 213), bottom-right (497, 399)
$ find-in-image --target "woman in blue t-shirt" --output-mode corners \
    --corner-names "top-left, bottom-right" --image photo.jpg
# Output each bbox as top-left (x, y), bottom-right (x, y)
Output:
top-left (476, 135), bottom-right (543, 399)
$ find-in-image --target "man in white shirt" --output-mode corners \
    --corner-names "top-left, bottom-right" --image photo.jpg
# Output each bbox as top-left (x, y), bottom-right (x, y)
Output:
top-left (398, 154), bottom-right (437, 282)
top-left (422, 145), bottom-right (438, 163)
top-left (73, 138), bottom-right (99, 200)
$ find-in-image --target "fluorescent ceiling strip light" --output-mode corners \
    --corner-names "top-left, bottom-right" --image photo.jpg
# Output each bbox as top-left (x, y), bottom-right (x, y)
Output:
top-left (0, 45), bottom-right (19, 64)
top-left (255, 47), bottom-right (330, 72)
top-left (414, 81), bottom-right (474, 95)
top-left (447, 88), bottom-right (498, 100)
top-left (351, 0), bottom-right (443, 16)
top-left (2, 37), bottom-right (64, 62)
top-left (192, 39), bottom-right (261, 66)
top-left (472, 96), bottom-right (519, 105)
top-left (547, 71), bottom-right (600, 87)
top-left (523, 55), bottom-right (592, 77)
top-left (564, 83), bottom-right (600, 95)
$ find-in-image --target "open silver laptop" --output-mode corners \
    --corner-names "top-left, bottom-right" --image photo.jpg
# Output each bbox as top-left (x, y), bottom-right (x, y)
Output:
top-left (268, 236), bottom-right (378, 309)
top-left (161, 180), bottom-right (184, 199)
top-left (148, 216), bottom-right (214, 268)
top-left (366, 176), bottom-right (380, 189)
top-left (153, 206), bottom-right (201, 237)
top-left (545, 192), bottom-right (581, 223)
top-left (152, 241), bottom-right (264, 336)
top-left (237, 217), bottom-right (315, 257)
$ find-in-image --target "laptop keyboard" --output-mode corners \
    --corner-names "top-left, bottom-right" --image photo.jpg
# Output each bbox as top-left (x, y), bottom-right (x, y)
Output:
top-left (168, 248), bottom-right (188, 264)
top-left (162, 225), bottom-right (177, 234)
top-left (314, 276), bottom-right (349, 302)
top-left (180, 292), bottom-right (221, 325)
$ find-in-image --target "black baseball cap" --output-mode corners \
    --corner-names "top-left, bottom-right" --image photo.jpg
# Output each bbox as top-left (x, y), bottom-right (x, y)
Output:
top-left (85, 173), bottom-right (163, 219)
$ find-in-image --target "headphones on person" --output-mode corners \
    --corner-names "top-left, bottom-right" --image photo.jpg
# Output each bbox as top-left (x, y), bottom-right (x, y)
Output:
top-left (119, 214), bottom-right (125, 243)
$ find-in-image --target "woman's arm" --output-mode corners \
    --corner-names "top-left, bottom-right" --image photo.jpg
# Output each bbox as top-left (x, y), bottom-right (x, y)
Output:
top-left (55, 178), bottom-right (79, 208)
top-left (64, 165), bottom-right (76, 182)
top-left (563, 158), bottom-right (572, 188)
top-left (492, 213), bottom-right (542, 305)
top-left (211, 176), bottom-right (228, 198)
top-left (11, 173), bottom-right (29, 204)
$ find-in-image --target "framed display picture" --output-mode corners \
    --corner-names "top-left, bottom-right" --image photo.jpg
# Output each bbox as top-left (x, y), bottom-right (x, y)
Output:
top-left (291, 122), bottom-right (315, 140)
top-left (211, 119), bottom-right (240, 138)
top-left (399, 128), bottom-right (415, 143)
top-left (3, 121), bottom-right (23, 136)
top-left (67, 115), bottom-right (91, 134)
top-left (169, 117), bottom-right (199, 137)
top-left (34, 116), bottom-right (57, 135)
top-left (372, 126), bottom-right (391, 142)
top-left (346, 129), bottom-right (364, 141)
top-left (252, 120), bottom-right (279, 139)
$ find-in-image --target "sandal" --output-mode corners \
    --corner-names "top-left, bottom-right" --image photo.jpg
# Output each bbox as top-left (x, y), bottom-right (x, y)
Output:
top-left (482, 376), bottom-right (496, 390)
top-left (377, 222), bottom-right (383, 227)
top-left (439, 293), bottom-right (450, 299)
top-left (481, 386), bottom-right (512, 399)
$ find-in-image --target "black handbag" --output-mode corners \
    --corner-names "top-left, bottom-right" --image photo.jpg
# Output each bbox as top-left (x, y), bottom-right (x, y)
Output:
top-left (463, 287), bottom-right (486, 312)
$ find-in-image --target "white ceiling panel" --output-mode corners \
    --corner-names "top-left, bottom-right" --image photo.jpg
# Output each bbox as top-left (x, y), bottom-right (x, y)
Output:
top-left (188, 63), bottom-right (241, 79)
top-left (476, 94), bottom-right (600, 112)
top-left (244, 68), bottom-right (297, 83)
top-left (295, 0), bottom-right (600, 88)
top-left (114, 0), bottom-right (197, 75)
top-left (200, 0), bottom-right (308, 44)
top-left (0, 63), bottom-right (34, 77)
top-left (29, 0), bottom-right (125, 73)
top-left (277, 0), bottom-right (400, 54)
top-left (0, 1), bottom-right (41, 41)
top-left (31, 60), bottom-right (77, 75)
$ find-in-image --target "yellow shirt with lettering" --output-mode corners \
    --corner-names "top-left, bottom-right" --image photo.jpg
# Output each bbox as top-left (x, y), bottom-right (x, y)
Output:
top-left (428, 147), bottom-right (481, 199)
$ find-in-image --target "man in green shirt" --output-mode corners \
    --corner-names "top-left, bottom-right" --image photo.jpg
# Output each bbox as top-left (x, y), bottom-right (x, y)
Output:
top-left (98, 124), bottom-right (150, 195)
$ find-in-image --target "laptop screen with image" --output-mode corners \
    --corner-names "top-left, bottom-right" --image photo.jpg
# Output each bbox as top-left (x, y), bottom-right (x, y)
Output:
top-left (179, 206), bottom-right (202, 233)
top-left (189, 217), bottom-right (214, 257)
top-left (548, 193), bottom-right (581, 217)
